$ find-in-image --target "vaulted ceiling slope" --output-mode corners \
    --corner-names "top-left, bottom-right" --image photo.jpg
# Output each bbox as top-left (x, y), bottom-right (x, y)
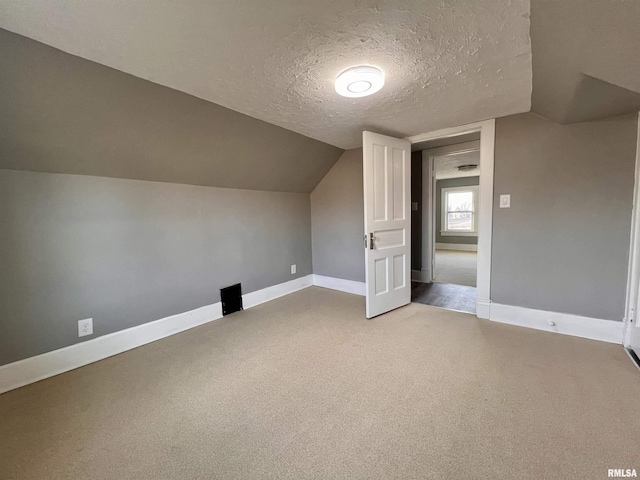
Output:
top-left (0, 0), bottom-right (532, 149)
top-left (530, 0), bottom-right (640, 124)
top-left (0, 29), bottom-right (343, 193)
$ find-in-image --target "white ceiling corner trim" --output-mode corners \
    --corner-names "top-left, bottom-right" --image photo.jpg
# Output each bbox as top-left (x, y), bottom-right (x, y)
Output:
top-left (0, 0), bottom-right (532, 149)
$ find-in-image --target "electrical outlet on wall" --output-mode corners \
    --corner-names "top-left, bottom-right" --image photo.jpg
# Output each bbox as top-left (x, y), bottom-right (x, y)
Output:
top-left (291, 264), bottom-right (297, 275)
top-left (78, 318), bottom-right (93, 337)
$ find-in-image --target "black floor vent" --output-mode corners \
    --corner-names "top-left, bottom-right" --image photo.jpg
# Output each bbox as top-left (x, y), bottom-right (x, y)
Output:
top-left (221, 283), bottom-right (243, 316)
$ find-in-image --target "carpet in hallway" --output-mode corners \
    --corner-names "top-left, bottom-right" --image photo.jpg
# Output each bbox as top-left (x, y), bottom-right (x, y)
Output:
top-left (434, 249), bottom-right (477, 287)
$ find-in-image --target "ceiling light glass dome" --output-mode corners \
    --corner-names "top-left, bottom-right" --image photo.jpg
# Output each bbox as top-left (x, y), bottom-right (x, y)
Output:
top-left (335, 66), bottom-right (384, 98)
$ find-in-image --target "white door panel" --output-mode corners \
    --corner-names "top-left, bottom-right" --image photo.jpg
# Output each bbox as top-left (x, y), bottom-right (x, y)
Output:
top-left (363, 131), bottom-right (411, 318)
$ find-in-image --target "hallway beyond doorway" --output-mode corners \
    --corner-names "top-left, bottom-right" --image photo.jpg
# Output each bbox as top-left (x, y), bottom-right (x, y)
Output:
top-left (434, 249), bottom-right (477, 287)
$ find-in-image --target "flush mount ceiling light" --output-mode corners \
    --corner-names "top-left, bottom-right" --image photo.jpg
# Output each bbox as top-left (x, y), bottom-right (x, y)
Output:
top-left (335, 66), bottom-right (384, 98)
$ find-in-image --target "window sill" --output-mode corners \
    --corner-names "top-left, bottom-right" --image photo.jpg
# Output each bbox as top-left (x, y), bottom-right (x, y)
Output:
top-left (440, 231), bottom-right (478, 237)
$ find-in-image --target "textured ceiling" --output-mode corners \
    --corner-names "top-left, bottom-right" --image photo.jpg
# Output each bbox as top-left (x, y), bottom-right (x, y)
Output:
top-left (434, 151), bottom-right (480, 180)
top-left (0, 0), bottom-right (532, 149)
top-left (530, 0), bottom-right (640, 123)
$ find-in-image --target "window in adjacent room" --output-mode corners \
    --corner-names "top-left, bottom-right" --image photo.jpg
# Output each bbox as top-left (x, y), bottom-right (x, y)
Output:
top-left (441, 185), bottom-right (478, 235)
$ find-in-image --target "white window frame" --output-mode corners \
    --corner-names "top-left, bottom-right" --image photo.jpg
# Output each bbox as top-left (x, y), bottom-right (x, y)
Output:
top-left (441, 185), bottom-right (479, 236)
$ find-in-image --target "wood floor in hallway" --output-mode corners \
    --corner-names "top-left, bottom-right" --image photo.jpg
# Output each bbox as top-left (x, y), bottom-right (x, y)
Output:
top-left (411, 281), bottom-right (477, 314)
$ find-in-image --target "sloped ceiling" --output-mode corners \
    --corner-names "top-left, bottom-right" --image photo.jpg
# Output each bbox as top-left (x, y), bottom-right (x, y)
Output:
top-left (0, 29), bottom-right (343, 193)
top-left (0, 0), bottom-right (533, 149)
top-left (530, 0), bottom-right (640, 123)
top-left (6, 0), bottom-right (637, 193)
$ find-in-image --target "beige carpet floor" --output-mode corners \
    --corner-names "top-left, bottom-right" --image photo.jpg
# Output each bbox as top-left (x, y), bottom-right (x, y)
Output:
top-left (434, 249), bottom-right (477, 287)
top-left (1, 287), bottom-right (639, 479)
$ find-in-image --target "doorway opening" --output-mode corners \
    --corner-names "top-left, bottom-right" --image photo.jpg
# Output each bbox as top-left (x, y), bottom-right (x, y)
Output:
top-left (410, 132), bottom-right (481, 314)
top-left (361, 119), bottom-right (494, 320)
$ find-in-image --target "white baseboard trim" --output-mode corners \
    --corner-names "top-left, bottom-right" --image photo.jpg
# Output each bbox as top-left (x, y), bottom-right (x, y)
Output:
top-left (5, 274), bottom-right (621, 395)
top-left (487, 302), bottom-right (624, 344)
top-left (411, 269), bottom-right (431, 283)
top-left (312, 274), bottom-right (366, 296)
top-left (476, 298), bottom-right (491, 320)
top-left (0, 274), bottom-right (314, 394)
top-left (308, 277), bottom-right (622, 344)
top-left (436, 243), bottom-right (478, 252)
top-left (243, 275), bottom-right (313, 309)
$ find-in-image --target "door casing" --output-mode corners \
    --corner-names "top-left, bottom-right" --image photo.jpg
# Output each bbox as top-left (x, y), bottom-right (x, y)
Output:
top-left (407, 119), bottom-right (495, 319)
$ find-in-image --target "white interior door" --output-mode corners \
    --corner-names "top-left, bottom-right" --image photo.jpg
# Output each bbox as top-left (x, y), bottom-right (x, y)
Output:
top-left (363, 131), bottom-right (411, 318)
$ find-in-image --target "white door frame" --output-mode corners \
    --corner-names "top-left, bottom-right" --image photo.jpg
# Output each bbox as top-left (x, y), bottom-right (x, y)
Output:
top-left (406, 119), bottom-right (495, 319)
top-left (423, 150), bottom-right (436, 283)
top-left (623, 112), bottom-right (640, 348)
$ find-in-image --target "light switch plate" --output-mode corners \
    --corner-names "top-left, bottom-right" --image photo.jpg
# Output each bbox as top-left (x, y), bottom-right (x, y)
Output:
top-left (291, 264), bottom-right (296, 275)
top-left (500, 194), bottom-right (511, 208)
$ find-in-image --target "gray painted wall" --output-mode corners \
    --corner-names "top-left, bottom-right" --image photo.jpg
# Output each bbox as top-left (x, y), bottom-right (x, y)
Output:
top-left (310, 112), bottom-right (638, 322)
top-left (0, 169), bottom-right (312, 366)
top-left (311, 149), bottom-right (365, 282)
top-left (0, 28), bottom-right (343, 194)
top-left (435, 177), bottom-right (479, 245)
top-left (492, 113), bottom-right (637, 320)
